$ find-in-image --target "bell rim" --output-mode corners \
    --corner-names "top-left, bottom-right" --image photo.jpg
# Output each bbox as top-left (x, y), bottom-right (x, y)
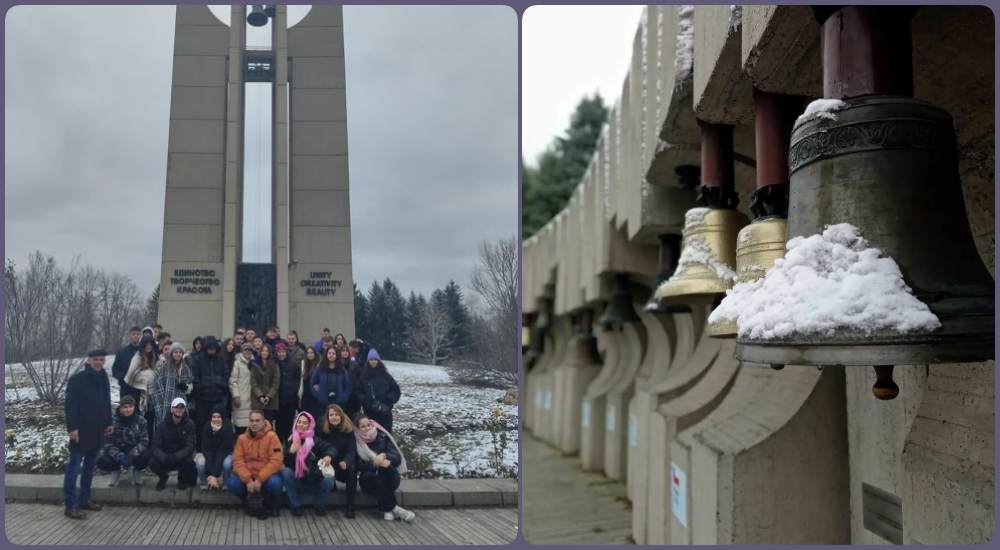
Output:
top-left (735, 338), bottom-right (995, 366)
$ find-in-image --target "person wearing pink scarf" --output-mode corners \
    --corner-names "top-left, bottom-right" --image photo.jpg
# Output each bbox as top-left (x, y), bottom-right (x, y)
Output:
top-left (354, 414), bottom-right (415, 522)
top-left (280, 411), bottom-right (336, 516)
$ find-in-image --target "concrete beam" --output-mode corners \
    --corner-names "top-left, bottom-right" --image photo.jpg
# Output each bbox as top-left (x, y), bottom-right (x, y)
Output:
top-left (693, 6), bottom-right (754, 125)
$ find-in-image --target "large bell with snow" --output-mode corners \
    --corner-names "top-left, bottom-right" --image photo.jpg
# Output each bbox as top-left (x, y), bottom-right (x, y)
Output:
top-left (645, 234), bottom-right (691, 313)
top-left (707, 217), bottom-right (787, 337)
top-left (735, 96), bottom-right (994, 368)
top-left (652, 207), bottom-right (748, 304)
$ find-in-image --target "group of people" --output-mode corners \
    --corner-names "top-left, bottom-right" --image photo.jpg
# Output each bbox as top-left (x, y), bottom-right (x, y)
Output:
top-left (63, 324), bottom-right (411, 522)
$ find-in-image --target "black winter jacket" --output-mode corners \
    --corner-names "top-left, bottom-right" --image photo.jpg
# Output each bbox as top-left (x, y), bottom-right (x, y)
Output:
top-left (151, 412), bottom-right (197, 462)
top-left (64, 364), bottom-right (113, 452)
top-left (191, 338), bottom-right (231, 403)
top-left (111, 342), bottom-right (140, 384)
top-left (357, 366), bottom-right (401, 416)
top-left (200, 419), bottom-right (235, 476)
top-left (282, 446), bottom-right (324, 485)
top-left (104, 407), bottom-right (149, 459)
top-left (314, 428), bottom-right (357, 466)
top-left (276, 355), bottom-right (300, 403)
top-left (355, 431), bottom-right (401, 473)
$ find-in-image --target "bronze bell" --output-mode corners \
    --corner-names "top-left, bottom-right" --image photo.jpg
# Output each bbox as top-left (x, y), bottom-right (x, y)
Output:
top-left (645, 234), bottom-right (691, 313)
top-left (735, 97), bottom-right (995, 372)
top-left (708, 217), bottom-right (787, 337)
top-left (653, 207), bottom-right (748, 304)
top-left (599, 275), bottom-right (641, 330)
top-left (247, 5), bottom-right (269, 27)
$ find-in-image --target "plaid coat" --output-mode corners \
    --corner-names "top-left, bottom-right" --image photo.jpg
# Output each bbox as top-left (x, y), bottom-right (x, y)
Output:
top-left (150, 358), bottom-right (193, 423)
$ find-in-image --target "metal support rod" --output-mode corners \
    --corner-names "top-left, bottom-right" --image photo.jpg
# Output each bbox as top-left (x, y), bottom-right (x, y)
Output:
top-left (819, 6), bottom-right (918, 99)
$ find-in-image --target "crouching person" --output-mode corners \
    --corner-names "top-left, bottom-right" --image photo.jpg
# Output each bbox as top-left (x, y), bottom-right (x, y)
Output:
top-left (315, 404), bottom-right (358, 518)
top-left (149, 397), bottom-right (198, 491)
top-left (229, 410), bottom-right (284, 519)
top-left (195, 405), bottom-right (234, 490)
top-left (280, 411), bottom-right (336, 517)
top-left (97, 395), bottom-right (149, 487)
top-left (353, 414), bottom-right (415, 522)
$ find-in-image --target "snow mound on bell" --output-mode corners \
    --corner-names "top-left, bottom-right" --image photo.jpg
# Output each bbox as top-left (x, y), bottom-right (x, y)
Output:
top-left (708, 223), bottom-right (941, 340)
top-left (796, 98), bottom-right (847, 125)
top-left (670, 235), bottom-right (737, 284)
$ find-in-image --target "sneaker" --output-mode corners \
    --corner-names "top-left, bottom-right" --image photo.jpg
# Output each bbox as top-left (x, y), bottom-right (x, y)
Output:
top-left (392, 505), bottom-right (415, 523)
top-left (291, 507), bottom-right (304, 517)
top-left (383, 512), bottom-right (395, 521)
top-left (131, 469), bottom-right (144, 487)
top-left (78, 502), bottom-right (103, 511)
top-left (108, 470), bottom-right (121, 487)
top-left (64, 508), bottom-right (86, 520)
top-left (343, 506), bottom-right (355, 519)
top-left (155, 476), bottom-right (168, 491)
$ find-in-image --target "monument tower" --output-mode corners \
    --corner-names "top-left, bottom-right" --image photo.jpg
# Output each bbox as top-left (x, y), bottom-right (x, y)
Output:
top-left (158, 5), bottom-right (355, 345)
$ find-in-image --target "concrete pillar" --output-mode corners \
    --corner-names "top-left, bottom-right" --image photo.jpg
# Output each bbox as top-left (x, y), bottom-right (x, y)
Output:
top-left (602, 318), bottom-right (646, 480)
top-left (555, 321), bottom-right (602, 455)
top-left (579, 327), bottom-right (622, 472)
top-left (537, 316), bottom-right (571, 445)
top-left (221, 5), bottom-right (246, 338)
top-left (670, 365), bottom-right (850, 544)
top-left (158, 6), bottom-right (232, 346)
top-left (286, 5), bottom-right (355, 337)
top-left (272, 6), bottom-right (290, 332)
top-left (628, 309), bottom-right (682, 544)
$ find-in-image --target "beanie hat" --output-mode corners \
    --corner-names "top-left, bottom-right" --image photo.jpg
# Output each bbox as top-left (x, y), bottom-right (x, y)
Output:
top-left (120, 395), bottom-right (136, 408)
top-left (169, 342), bottom-right (186, 354)
top-left (276, 342), bottom-right (287, 352)
top-left (367, 348), bottom-right (381, 362)
top-left (241, 342), bottom-right (254, 352)
top-left (142, 326), bottom-right (154, 335)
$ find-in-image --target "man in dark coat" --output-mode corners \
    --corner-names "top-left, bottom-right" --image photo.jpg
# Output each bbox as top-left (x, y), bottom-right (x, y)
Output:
top-left (263, 326), bottom-right (286, 351)
top-left (274, 343), bottom-right (301, 443)
top-left (96, 395), bottom-right (149, 487)
top-left (149, 397), bottom-right (198, 491)
top-left (63, 349), bottom-right (114, 519)
top-left (190, 336), bottom-right (231, 449)
top-left (110, 326), bottom-right (142, 403)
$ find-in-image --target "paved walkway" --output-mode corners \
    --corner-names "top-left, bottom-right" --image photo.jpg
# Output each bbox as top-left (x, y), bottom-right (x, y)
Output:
top-left (521, 434), bottom-right (631, 545)
top-left (4, 502), bottom-right (517, 545)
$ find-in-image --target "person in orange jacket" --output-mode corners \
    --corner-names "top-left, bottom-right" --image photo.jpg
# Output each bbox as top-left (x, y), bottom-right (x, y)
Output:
top-left (227, 410), bottom-right (284, 519)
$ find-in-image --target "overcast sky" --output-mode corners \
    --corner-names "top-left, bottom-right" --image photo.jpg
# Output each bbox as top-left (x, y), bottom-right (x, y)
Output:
top-left (4, 5), bottom-right (517, 301)
top-left (521, 5), bottom-right (643, 167)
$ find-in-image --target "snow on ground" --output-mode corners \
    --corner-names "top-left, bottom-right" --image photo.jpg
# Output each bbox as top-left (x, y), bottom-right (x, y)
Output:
top-left (5, 358), bottom-right (517, 478)
top-left (387, 361), bottom-right (518, 478)
top-left (708, 223), bottom-right (941, 339)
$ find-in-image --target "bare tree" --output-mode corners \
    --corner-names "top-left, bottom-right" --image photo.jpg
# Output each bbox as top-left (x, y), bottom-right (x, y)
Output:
top-left (408, 299), bottom-right (454, 365)
top-left (95, 271), bottom-right (144, 351)
top-left (469, 237), bottom-right (519, 375)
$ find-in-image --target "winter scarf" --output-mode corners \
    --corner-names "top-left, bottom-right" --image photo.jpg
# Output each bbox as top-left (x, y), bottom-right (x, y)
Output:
top-left (289, 411), bottom-right (316, 479)
top-left (354, 419), bottom-right (407, 474)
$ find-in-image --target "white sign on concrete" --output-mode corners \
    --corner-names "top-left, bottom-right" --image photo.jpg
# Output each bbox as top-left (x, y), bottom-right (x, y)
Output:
top-left (606, 404), bottom-right (616, 431)
top-left (671, 462), bottom-right (688, 527)
top-left (582, 402), bottom-right (591, 428)
top-left (628, 415), bottom-right (637, 447)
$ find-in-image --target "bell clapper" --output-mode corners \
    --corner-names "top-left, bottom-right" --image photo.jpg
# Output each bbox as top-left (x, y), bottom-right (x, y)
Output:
top-left (872, 365), bottom-right (899, 400)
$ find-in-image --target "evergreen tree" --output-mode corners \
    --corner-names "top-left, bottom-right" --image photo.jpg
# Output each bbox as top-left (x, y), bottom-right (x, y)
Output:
top-left (523, 93), bottom-right (608, 236)
top-left (436, 280), bottom-right (471, 359)
top-left (144, 284), bottom-right (160, 326)
top-left (381, 278), bottom-right (407, 360)
top-left (353, 283), bottom-right (370, 340)
top-left (403, 291), bottom-right (427, 361)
